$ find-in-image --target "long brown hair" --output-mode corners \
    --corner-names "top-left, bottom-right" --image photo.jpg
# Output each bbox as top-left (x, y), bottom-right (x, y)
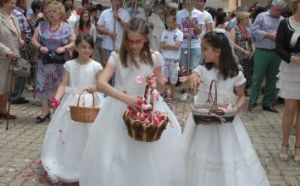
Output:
top-left (119, 17), bottom-right (153, 68)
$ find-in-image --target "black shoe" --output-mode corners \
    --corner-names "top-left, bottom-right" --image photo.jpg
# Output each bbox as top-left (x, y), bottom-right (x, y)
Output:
top-left (262, 105), bottom-right (279, 113)
top-left (275, 97), bottom-right (285, 105)
top-left (36, 112), bottom-right (51, 123)
top-left (247, 105), bottom-right (256, 112)
top-left (0, 112), bottom-right (17, 119)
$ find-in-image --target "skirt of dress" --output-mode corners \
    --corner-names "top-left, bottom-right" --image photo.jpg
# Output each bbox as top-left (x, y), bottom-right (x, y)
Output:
top-left (41, 92), bottom-right (104, 183)
top-left (277, 62), bottom-right (300, 100)
top-left (183, 114), bottom-right (270, 186)
top-left (79, 96), bottom-right (186, 186)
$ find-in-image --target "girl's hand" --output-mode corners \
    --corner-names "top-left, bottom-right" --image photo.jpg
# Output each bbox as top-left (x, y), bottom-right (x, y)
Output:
top-left (49, 97), bottom-right (61, 108)
top-left (85, 86), bottom-right (97, 93)
top-left (40, 46), bottom-right (48, 54)
top-left (124, 95), bottom-right (139, 108)
top-left (189, 73), bottom-right (203, 94)
top-left (56, 47), bottom-right (66, 54)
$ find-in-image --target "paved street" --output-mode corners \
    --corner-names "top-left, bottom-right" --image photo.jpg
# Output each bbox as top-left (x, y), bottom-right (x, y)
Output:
top-left (0, 91), bottom-right (299, 186)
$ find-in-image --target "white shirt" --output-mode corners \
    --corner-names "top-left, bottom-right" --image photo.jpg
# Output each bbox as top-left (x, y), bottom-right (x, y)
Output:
top-left (68, 10), bottom-right (79, 32)
top-left (160, 28), bottom-right (183, 60)
top-left (138, 8), bottom-right (165, 51)
top-left (200, 10), bottom-right (214, 38)
top-left (97, 8), bottom-right (130, 51)
top-left (176, 8), bottom-right (204, 48)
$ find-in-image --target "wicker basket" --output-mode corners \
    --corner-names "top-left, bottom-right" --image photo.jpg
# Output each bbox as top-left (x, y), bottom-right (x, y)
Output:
top-left (192, 80), bottom-right (238, 125)
top-left (70, 90), bottom-right (100, 123)
top-left (123, 110), bottom-right (169, 142)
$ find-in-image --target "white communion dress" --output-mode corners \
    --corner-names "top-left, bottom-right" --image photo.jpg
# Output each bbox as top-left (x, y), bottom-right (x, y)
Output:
top-left (41, 59), bottom-right (105, 183)
top-left (183, 65), bottom-right (270, 186)
top-left (79, 51), bottom-right (186, 186)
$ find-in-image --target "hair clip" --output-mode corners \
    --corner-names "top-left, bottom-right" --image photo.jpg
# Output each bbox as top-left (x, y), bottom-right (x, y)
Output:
top-left (213, 28), bottom-right (226, 34)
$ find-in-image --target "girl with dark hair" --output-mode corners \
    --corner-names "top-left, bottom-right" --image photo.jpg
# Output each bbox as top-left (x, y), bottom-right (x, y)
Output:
top-left (75, 9), bottom-right (96, 42)
top-left (79, 17), bottom-right (186, 186)
top-left (182, 31), bottom-right (270, 186)
top-left (41, 34), bottom-right (104, 184)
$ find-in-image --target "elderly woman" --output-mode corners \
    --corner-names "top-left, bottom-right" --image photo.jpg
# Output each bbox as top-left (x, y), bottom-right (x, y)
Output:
top-left (230, 11), bottom-right (255, 95)
top-left (276, 0), bottom-right (300, 164)
top-left (0, 0), bottom-right (23, 119)
top-left (31, 1), bottom-right (75, 123)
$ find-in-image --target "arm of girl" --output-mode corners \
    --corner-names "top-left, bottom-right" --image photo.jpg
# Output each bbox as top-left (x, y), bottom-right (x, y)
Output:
top-left (180, 72), bottom-right (203, 94)
top-left (54, 69), bottom-right (70, 100)
top-left (86, 70), bottom-right (103, 93)
top-left (96, 63), bottom-right (138, 107)
top-left (50, 69), bottom-right (70, 108)
top-left (234, 85), bottom-right (246, 110)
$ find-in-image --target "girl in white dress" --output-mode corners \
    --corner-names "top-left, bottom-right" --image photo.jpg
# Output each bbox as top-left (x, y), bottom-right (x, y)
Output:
top-left (182, 31), bottom-right (270, 186)
top-left (79, 17), bottom-right (186, 186)
top-left (41, 34), bottom-right (104, 184)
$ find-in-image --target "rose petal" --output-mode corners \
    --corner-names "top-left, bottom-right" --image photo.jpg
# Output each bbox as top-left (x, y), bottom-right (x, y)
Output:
top-left (136, 75), bottom-right (145, 84)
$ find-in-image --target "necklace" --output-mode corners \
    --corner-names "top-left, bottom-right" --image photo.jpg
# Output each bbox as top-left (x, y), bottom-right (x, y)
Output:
top-left (238, 24), bottom-right (251, 45)
top-left (49, 23), bottom-right (61, 32)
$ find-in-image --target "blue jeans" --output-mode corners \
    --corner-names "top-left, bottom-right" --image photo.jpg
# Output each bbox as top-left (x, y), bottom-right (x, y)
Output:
top-left (179, 48), bottom-right (202, 71)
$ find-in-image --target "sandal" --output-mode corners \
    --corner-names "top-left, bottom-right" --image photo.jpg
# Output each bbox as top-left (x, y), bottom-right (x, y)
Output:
top-left (279, 144), bottom-right (290, 161)
top-left (295, 145), bottom-right (300, 164)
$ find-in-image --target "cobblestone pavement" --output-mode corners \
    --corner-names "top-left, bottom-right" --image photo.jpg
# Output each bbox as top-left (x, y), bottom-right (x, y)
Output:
top-left (0, 91), bottom-right (299, 186)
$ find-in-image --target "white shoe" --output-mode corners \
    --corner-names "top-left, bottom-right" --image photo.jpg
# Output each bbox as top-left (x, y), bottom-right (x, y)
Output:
top-left (47, 172), bottom-right (59, 184)
top-left (180, 93), bottom-right (188, 101)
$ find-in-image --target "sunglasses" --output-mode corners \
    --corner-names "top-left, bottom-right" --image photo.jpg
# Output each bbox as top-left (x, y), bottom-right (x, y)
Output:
top-left (126, 39), bottom-right (146, 45)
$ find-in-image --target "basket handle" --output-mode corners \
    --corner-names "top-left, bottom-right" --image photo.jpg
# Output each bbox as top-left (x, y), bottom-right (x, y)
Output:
top-left (76, 89), bottom-right (96, 108)
top-left (207, 80), bottom-right (218, 110)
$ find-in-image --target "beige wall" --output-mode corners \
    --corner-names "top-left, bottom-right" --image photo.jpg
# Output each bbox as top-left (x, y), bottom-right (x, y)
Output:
top-left (206, 0), bottom-right (270, 11)
top-left (206, 0), bottom-right (227, 10)
top-left (241, 0), bottom-right (270, 8)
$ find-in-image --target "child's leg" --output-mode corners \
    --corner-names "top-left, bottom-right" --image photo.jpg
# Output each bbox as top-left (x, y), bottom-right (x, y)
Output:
top-left (169, 59), bottom-right (179, 101)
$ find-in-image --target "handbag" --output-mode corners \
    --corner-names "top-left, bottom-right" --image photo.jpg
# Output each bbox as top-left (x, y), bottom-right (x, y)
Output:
top-left (42, 50), bottom-right (65, 65)
top-left (192, 80), bottom-right (238, 124)
top-left (13, 58), bottom-right (31, 77)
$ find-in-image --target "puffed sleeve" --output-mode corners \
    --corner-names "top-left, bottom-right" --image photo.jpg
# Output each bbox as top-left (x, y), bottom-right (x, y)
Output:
top-left (153, 51), bottom-right (164, 67)
top-left (94, 60), bottom-right (103, 72)
top-left (63, 60), bottom-right (73, 72)
top-left (192, 65), bottom-right (205, 77)
top-left (234, 71), bottom-right (246, 87)
top-left (107, 51), bottom-right (118, 66)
